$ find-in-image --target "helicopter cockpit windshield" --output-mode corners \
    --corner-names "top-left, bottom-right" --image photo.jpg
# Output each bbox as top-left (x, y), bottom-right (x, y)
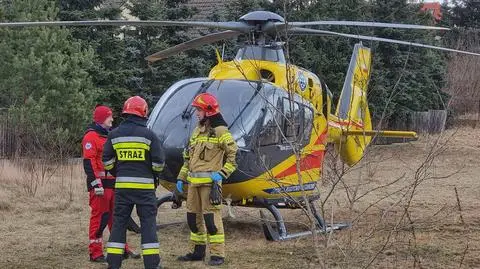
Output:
top-left (149, 79), bottom-right (276, 151)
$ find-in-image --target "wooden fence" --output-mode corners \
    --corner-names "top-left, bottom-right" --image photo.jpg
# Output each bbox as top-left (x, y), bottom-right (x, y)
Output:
top-left (409, 110), bottom-right (448, 134)
top-left (374, 110), bottom-right (447, 144)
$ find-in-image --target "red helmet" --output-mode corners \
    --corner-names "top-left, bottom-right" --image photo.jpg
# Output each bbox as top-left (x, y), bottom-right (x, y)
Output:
top-left (122, 96), bottom-right (148, 118)
top-left (192, 93), bottom-right (220, 117)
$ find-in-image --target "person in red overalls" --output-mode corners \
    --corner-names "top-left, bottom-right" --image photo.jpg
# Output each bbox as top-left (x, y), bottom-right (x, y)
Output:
top-left (82, 105), bottom-right (141, 262)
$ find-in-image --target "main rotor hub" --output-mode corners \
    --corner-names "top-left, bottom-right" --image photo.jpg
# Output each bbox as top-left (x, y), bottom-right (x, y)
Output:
top-left (239, 11), bottom-right (285, 26)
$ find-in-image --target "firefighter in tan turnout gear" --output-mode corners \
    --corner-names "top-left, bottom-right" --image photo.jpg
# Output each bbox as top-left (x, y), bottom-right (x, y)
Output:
top-left (176, 93), bottom-right (238, 266)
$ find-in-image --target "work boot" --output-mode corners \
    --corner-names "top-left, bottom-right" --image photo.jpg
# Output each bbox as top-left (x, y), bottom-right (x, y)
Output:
top-left (123, 249), bottom-right (141, 259)
top-left (208, 256), bottom-right (225, 266)
top-left (89, 255), bottom-right (106, 263)
top-left (177, 245), bottom-right (206, 261)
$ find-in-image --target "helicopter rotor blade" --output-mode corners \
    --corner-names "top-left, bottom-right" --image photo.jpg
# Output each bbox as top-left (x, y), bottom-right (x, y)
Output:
top-left (289, 27), bottom-right (480, 56)
top-left (279, 21), bottom-right (449, 31)
top-left (0, 20), bottom-right (252, 32)
top-left (145, 30), bottom-right (242, 63)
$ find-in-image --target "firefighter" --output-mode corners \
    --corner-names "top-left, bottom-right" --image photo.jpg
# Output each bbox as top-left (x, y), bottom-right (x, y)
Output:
top-left (176, 93), bottom-right (238, 266)
top-left (103, 96), bottom-right (164, 269)
top-left (82, 105), bottom-right (140, 262)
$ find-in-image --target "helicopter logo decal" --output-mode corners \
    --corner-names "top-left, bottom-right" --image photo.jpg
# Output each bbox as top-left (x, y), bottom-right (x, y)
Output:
top-left (297, 71), bottom-right (307, 91)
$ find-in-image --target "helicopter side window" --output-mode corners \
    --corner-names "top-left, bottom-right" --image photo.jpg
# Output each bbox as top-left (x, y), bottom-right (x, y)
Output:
top-left (283, 98), bottom-right (302, 142)
top-left (301, 105), bottom-right (314, 144)
top-left (259, 98), bottom-right (283, 146)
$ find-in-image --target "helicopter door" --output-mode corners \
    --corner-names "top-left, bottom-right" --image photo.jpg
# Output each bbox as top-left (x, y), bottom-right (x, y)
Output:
top-left (256, 96), bottom-right (289, 170)
top-left (282, 98), bottom-right (313, 147)
top-left (256, 95), bottom-right (314, 170)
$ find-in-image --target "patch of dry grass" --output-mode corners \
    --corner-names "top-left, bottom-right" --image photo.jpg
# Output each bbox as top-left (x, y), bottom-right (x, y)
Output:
top-left (0, 127), bottom-right (479, 268)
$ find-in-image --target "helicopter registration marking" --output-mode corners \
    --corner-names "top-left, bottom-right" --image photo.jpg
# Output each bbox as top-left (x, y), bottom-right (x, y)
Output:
top-left (263, 182), bottom-right (316, 194)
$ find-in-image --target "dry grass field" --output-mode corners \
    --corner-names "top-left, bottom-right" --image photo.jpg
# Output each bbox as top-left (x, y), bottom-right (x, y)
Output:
top-left (1, 127), bottom-right (480, 269)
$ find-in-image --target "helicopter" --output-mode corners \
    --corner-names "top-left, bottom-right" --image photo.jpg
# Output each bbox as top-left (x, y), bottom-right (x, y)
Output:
top-left (2, 10), bottom-right (479, 241)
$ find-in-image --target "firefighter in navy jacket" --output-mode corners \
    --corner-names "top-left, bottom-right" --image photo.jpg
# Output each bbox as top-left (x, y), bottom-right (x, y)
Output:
top-left (103, 96), bottom-right (165, 269)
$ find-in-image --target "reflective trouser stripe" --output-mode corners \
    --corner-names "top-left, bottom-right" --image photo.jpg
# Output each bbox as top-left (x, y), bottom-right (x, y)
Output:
top-left (208, 234), bottom-right (225, 243)
top-left (190, 232), bottom-right (207, 243)
top-left (142, 242), bottom-right (160, 255)
top-left (143, 248), bottom-right (160, 255)
top-left (107, 242), bottom-right (126, 248)
top-left (107, 248), bottom-right (124, 255)
top-left (142, 243), bottom-right (160, 249)
top-left (106, 242), bottom-right (125, 255)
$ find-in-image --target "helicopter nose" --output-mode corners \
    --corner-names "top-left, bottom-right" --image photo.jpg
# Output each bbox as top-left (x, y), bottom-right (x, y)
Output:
top-left (159, 131), bottom-right (189, 182)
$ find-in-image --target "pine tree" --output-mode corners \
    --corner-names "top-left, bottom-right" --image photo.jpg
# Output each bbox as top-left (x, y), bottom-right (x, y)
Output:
top-left (58, 0), bottom-right (132, 115)
top-left (367, 0), bottom-right (447, 124)
top-left (124, 0), bottom-right (215, 102)
top-left (0, 0), bottom-right (98, 154)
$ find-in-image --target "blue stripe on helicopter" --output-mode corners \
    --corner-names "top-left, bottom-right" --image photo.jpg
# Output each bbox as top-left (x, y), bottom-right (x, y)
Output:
top-left (263, 182), bottom-right (317, 194)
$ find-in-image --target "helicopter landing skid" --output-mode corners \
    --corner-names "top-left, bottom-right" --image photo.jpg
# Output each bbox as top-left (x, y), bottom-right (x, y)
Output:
top-left (260, 202), bottom-right (351, 241)
top-left (155, 192), bottom-right (184, 230)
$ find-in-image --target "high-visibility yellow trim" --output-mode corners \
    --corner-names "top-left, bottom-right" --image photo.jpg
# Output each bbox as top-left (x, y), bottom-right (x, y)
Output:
top-left (219, 133), bottom-right (233, 143)
top-left (180, 167), bottom-right (189, 173)
top-left (115, 182), bottom-right (155, 189)
top-left (208, 234), bottom-right (225, 243)
top-left (223, 162), bottom-right (235, 172)
top-left (152, 166), bottom-right (164, 172)
top-left (192, 136), bottom-right (220, 144)
top-left (113, 142), bottom-right (150, 150)
top-left (106, 248), bottom-right (124, 255)
top-left (187, 177), bottom-right (212, 184)
top-left (112, 136), bottom-right (151, 145)
top-left (104, 164), bottom-right (114, 170)
top-left (103, 158), bottom-right (115, 166)
top-left (190, 232), bottom-right (207, 243)
top-left (142, 249), bottom-right (160, 255)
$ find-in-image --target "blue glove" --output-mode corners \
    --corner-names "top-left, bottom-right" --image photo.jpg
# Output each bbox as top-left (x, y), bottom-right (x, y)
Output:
top-left (176, 180), bottom-right (184, 193)
top-left (211, 172), bottom-right (223, 183)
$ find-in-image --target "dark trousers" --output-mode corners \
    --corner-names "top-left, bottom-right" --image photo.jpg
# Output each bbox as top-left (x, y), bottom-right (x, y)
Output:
top-left (106, 190), bottom-right (160, 269)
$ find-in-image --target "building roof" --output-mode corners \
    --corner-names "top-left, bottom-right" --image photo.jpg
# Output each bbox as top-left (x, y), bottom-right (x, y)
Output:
top-left (421, 2), bottom-right (442, 21)
top-left (185, 0), bottom-right (235, 20)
